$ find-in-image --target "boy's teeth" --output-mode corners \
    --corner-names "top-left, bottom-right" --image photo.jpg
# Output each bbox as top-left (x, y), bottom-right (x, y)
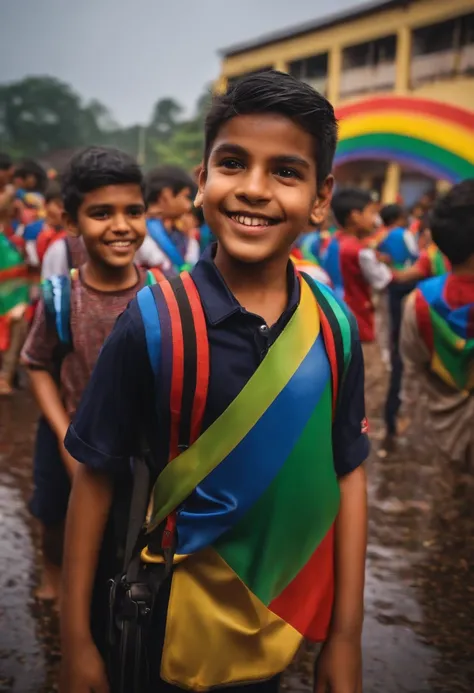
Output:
top-left (234, 215), bottom-right (269, 227)
top-left (109, 240), bottom-right (131, 247)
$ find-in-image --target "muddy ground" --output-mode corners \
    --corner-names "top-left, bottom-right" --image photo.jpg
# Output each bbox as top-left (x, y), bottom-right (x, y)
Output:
top-left (0, 360), bottom-right (473, 692)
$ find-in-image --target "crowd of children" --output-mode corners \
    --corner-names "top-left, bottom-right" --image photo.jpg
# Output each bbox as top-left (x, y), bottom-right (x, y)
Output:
top-left (0, 69), bottom-right (473, 693)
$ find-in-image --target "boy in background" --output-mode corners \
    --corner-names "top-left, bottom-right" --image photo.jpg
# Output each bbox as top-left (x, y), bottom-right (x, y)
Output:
top-left (35, 182), bottom-right (66, 263)
top-left (401, 179), bottom-right (474, 468)
top-left (324, 188), bottom-right (392, 343)
top-left (145, 165), bottom-right (200, 272)
top-left (60, 70), bottom-right (368, 693)
top-left (377, 204), bottom-right (418, 449)
top-left (21, 146), bottom-right (150, 603)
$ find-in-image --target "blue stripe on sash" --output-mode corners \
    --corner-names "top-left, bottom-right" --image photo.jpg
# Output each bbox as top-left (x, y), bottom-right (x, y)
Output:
top-left (176, 332), bottom-right (331, 555)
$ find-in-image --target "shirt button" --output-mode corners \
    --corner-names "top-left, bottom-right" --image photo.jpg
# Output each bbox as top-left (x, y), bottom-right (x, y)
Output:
top-left (259, 324), bottom-right (269, 335)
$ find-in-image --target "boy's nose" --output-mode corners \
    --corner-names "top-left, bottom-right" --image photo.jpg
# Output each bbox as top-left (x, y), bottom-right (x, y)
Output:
top-left (236, 169), bottom-right (271, 204)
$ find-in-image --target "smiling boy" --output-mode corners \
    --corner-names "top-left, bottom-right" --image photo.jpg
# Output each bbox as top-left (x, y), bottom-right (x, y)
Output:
top-left (61, 72), bottom-right (368, 693)
top-left (21, 146), bottom-right (151, 605)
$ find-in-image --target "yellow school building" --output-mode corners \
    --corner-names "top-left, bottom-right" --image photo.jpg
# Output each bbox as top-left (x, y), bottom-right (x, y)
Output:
top-left (217, 0), bottom-right (474, 205)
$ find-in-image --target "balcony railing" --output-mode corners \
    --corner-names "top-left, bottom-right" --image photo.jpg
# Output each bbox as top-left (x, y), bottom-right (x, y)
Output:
top-left (339, 62), bottom-right (395, 98)
top-left (410, 50), bottom-right (457, 86)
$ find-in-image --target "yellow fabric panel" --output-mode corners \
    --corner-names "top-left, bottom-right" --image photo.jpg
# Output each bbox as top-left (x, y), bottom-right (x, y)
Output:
top-left (161, 547), bottom-right (302, 691)
top-left (431, 352), bottom-right (457, 390)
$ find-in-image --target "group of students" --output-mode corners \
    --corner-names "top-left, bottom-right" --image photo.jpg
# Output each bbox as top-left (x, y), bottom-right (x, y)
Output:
top-left (0, 69), bottom-right (472, 693)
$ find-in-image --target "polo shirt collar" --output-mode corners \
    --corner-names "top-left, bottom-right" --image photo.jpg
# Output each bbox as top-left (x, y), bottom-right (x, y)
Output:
top-left (191, 245), bottom-right (300, 326)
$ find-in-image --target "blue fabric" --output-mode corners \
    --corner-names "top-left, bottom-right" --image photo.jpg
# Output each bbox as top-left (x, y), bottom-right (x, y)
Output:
top-left (42, 275), bottom-right (72, 346)
top-left (65, 247), bottom-right (369, 478)
top-left (29, 416), bottom-right (70, 526)
top-left (323, 236), bottom-right (344, 301)
top-left (378, 227), bottom-right (418, 268)
top-left (419, 274), bottom-right (471, 339)
top-left (23, 219), bottom-right (44, 241)
top-left (177, 333), bottom-right (331, 554)
top-left (199, 224), bottom-right (215, 253)
top-left (147, 219), bottom-right (185, 270)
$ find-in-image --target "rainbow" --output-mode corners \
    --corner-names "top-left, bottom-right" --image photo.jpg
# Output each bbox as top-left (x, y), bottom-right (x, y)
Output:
top-left (335, 96), bottom-right (474, 183)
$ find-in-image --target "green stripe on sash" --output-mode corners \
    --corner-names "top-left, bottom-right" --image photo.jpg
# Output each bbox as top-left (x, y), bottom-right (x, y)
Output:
top-left (214, 381), bottom-right (338, 604)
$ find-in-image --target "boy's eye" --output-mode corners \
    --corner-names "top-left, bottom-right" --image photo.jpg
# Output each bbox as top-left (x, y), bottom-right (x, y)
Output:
top-left (128, 206), bottom-right (145, 218)
top-left (91, 209), bottom-right (110, 220)
top-left (275, 167), bottom-right (301, 180)
top-left (220, 158), bottom-right (244, 170)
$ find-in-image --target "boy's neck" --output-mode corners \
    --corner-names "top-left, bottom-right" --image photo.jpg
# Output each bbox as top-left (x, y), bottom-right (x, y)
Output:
top-left (81, 259), bottom-right (138, 293)
top-left (214, 245), bottom-right (289, 327)
top-left (342, 225), bottom-right (365, 240)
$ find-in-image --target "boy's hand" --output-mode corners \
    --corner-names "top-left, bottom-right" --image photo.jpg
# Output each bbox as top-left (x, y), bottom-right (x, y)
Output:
top-left (314, 634), bottom-right (362, 693)
top-left (59, 638), bottom-right (109, 693)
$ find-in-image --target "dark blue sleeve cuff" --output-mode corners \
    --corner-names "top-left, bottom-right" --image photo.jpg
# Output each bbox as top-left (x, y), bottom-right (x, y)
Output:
top-left (334, 432), bottom-right (369, 477)
top-left (65, 424), bottom-right (130, 474)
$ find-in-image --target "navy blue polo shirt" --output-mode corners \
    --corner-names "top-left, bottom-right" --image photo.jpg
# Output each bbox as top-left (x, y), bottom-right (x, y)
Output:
top-left (65, 248), bottom-right (369, 476)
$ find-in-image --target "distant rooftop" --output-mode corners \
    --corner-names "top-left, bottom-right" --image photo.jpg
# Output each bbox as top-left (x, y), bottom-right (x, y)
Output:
top-left (220, 0), bottom-right (409, 58)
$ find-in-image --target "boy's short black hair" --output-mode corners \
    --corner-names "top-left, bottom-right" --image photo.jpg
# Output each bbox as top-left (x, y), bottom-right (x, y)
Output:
top-left (331, 188), bottom-right (373, 228)
top-left (380, 203), bottom-right (404, 227)
top-left (44, 181), bottom-right (63, 205)
top-left (61, 146), bottom-right (144, 221)
top-left (13, 158), bottom-right (47, 192)
top-left (145, 166), bottom-right (194, 206)
top-left (204, 70), bottom-right (337, 190)
top-left (430, 179), bottom-right (474, 266)
top-left (0, 153), bottom-right (13, 171)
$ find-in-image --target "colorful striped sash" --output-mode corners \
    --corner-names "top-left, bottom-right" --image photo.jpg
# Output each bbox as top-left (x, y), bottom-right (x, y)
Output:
top-left (137, 274), bottom-right (347, 690)
top-left (415, 274), bottom-right (474, 391)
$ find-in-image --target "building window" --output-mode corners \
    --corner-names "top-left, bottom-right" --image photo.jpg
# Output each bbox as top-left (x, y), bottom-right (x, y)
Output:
top-left (340, 35), bottom-right (396, 98)
top-left (289, 54), bottom-right (328, 94)
top-left (412, 19), bottom-right (457, 56)
top-left (411, 13), bottom-right (474, 85)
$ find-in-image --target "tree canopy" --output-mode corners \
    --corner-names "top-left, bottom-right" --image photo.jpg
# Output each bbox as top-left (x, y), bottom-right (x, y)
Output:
top-left (0, 75), bottom-right (212, 172)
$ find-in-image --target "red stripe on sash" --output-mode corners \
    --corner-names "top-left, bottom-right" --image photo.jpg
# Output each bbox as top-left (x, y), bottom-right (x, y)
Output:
top-left (160, 281), bottom-right (185, 461)
top-left (181, 272), bottom-right (210, 443)
top-left (318, 306), bottom-right (339, 415)
top-left (269, 524), bottom-right (335, 641)
top-left (415, 289), bottom-right (434, 353)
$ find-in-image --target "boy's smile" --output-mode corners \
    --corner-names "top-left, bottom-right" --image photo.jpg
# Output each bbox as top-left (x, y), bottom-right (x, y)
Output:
top-left (199, 113), bottom-right (331, 265)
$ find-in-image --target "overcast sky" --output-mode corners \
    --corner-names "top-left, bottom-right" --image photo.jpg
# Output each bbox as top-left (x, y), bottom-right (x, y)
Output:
top-left (0, 0), bottom-right (360, 125)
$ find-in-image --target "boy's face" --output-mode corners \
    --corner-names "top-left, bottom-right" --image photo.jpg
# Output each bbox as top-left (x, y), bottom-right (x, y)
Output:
top-left (352, 202), bottom-right (379, 237)
top-left (197, 113), bottom-right (332, 264)
top-left (158, 186), bottom-right (192, 221)
top-left (46, 198), bottom-right (64, 227)
top-left (66, 184), bottom-right (146, 269)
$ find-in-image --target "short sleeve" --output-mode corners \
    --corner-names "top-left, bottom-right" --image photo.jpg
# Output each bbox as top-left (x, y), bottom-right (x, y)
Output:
top-left (64, 301), bottom-right (152, 474)
top-left (332, 336), bottom-right (369, 477)
top-left (21, 299), bottom-right (58, 370)
top-left (41, 238), bottom-right (69, 279)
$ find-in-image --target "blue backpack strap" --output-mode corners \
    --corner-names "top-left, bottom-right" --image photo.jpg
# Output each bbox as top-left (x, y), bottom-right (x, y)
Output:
top-left (147, 219), bottom-right (185, 271)
top-left (42, 271), bottom-right (74, 348)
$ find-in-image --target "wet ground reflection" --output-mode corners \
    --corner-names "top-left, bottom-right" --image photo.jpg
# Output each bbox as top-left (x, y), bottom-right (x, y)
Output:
top-left (0, 361), bottom-right (473, 692)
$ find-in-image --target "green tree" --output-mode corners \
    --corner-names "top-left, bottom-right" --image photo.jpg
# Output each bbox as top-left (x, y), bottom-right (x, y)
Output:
top-left (0, 76), bottom-right (88, 156)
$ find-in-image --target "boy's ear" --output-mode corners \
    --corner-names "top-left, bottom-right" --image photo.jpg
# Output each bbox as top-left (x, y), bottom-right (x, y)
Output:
top-left (194, 165), bottom-right (207, 209)
top-left (310, 175), bottom-right (334, 227)
top-left (63, 211), bottom-right (79, 237)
